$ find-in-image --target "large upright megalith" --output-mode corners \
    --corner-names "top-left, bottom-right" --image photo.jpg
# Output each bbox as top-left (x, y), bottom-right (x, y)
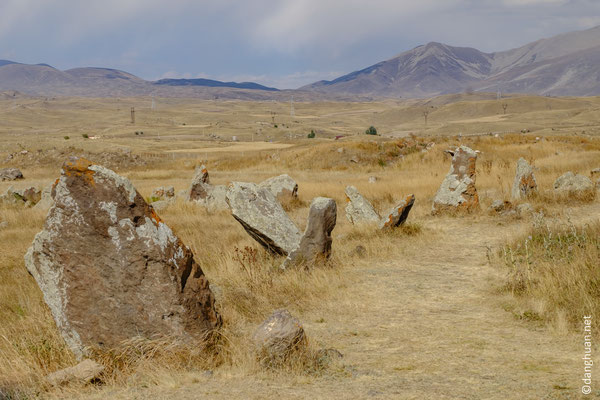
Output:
top-left (25, 158), bottom-right (221, 359)
top-left (432, 146), bottom-right (479, 214)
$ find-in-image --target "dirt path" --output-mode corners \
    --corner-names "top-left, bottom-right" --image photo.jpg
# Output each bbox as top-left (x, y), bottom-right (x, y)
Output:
top-left (80, 204), bottom-right (600, 400)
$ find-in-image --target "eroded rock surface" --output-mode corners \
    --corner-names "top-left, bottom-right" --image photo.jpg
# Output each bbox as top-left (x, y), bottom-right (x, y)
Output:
top-left (0, 167), bottom-right (23, 181)
top-left (46, 359), bottom-right (104, 386)
top-left (553, 171), bottom-right (594, 194)
top-left (379, 194), bottom-right (415, 230)
top-left (253, 309), bottom-right (306, 366)
top-left (511, 158), bottom-right (537, 200)
top-left (432, 146), bottom-right (479, 214)
top-left (284, 197), bottom-right (336, 269)
top-left (226, 182), bottom-right (301, 255)
top-left (259, 174), bottom-right (298, 202)
top-left (25, 158), bottom-right (221, 359)
top-left (1, 186), bottom-right (41, 206)
top-left (344, 186), bottom-right (380, 224)
top-left (152, 186), bottom-right (175, 199)
top-left (188, 165), bottom-right (228, 210)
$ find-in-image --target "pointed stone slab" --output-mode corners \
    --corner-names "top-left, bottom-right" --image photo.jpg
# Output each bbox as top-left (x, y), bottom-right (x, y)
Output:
top-left (344, 186), bottom-right (380, 224)
top-left (226, 182), bottom-right (301, 256)
top-left (25, 157), bottom-right (221, 359)
top-left (283, 197), bottom-right (337, 269)
top-left (379, 194), bottom-right (415, 230)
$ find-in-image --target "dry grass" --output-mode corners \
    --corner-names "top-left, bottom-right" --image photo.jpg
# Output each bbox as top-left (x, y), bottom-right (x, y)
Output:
top-left (498, 220), bottom-right (600, 334)
top-left (1, 95), bottom-right (600, 398)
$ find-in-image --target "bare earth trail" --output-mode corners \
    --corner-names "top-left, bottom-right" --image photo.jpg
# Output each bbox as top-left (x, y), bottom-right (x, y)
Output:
top-left (83, 203), bottom-right (600, 400)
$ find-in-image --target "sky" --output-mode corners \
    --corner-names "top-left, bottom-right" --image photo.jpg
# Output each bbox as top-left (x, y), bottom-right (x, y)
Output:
top-left (0, 0), bottom-right (599, 89)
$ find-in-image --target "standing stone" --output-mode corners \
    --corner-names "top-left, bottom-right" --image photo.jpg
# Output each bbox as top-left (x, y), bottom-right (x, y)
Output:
top-left (344, 186), bottom-right (380, 224)
top-left (226, 182), bottom-right (301, 256)
top-left (188, 165), bottom-right (211, 201)
top-left (188, 165), bottom-right (228, 210)
top-left (253, 309), bottom-right (306, 365)
top-left (553, 171), bottom-right (594, 194)
top-left (283, 197), bottom-right (336, 269)
top-left (25, 158), bottom-right (221, 359)
top-left (432, 146), bottom-right (479, 214)
top-left (378, 194), bottom-right (415, 230)
top-left (259, 174), bottom-right (298, 202)
top-left (0, 167), bottom-right (24, 181)
top-left (511, 158), bottom-right (537, 200)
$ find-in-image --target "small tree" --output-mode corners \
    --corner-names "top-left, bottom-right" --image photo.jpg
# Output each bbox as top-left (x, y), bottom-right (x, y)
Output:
top-left (307, 129), bottom-right (316, 138)
top-left (365, 126), bottom-right (377, 135)
top-left (82, 134), bottom-right (89, 139)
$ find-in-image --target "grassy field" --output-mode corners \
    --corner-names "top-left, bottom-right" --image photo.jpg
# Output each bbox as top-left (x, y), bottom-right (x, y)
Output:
top-left (1, 93), bottom-right (599, 399)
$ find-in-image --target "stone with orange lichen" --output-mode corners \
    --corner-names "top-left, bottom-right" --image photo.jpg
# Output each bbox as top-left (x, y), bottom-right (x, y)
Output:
top-left (344, 186), bottom-right (380, 224)
top-left (379, 194), bottom-right (415, 230)
top-left (187, 165), bottom-right (228, 209)
top-left (25, 157), bottom-right (221, 359)
top-left (432, 146), bottom-right (479, 215)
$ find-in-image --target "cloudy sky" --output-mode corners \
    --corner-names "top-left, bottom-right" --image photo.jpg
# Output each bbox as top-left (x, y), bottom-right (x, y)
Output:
top-left (0, 0), bottom-right (599, 88)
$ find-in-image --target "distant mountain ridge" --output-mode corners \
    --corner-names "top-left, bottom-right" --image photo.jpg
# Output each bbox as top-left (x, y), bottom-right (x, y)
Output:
top-left (155, 78), bottom-right (278, 91)
top-left (1, 25), bottom-right (599, 99)
top-left (0, 61), bottom-right (281, 98)
top-left (302, 25), bottom-right (600, 98)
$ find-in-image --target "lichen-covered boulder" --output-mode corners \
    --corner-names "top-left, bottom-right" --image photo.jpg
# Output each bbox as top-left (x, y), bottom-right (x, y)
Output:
top-left (259, 174), bottom-right (298, 201)
top-left (188, 165), bottom-right (228, 210)
top-left (25, 158), bottom-right (221, 359)
top-left (0, 167), bottom-right (23, 181)
top-left (432, 146), bottom-right (479, 214)
top-left (226, 182), bottom-right (301, 256)
top-left (152, 186), bottom-right (175, 199)
top-left (33, 185), bottom-right (53, 210)
top-left (511, 158), bottom-right (537, 200)
top-left (0, 186), bottom-right (41, 206)
top-left (283, 197), bottom-right (336, 269)
top-left (253, 309), bottom-right (306, 366)
top-left (379, 194), bottom-right (415, 230)
top-left (553, 172), bottom-right (594, 194)
top-left (344, 186), bottom-right (380, 224)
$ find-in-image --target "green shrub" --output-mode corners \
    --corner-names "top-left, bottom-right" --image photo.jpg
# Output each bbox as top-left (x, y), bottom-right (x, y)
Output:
top-left (63, 136), bottom-right (70, 140)
top-left (307, 130), bottom-right (316, 139)
top-left (365, 126), bottom-right (377, 135)
top-left (82, 134), bottom-right (89, 139)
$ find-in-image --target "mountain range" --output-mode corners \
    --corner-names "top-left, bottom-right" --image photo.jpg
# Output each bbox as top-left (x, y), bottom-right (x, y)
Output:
top-left (303, 25), bottom-right (600, 98)
top-left (1, 25), bottom-right (599, 99)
